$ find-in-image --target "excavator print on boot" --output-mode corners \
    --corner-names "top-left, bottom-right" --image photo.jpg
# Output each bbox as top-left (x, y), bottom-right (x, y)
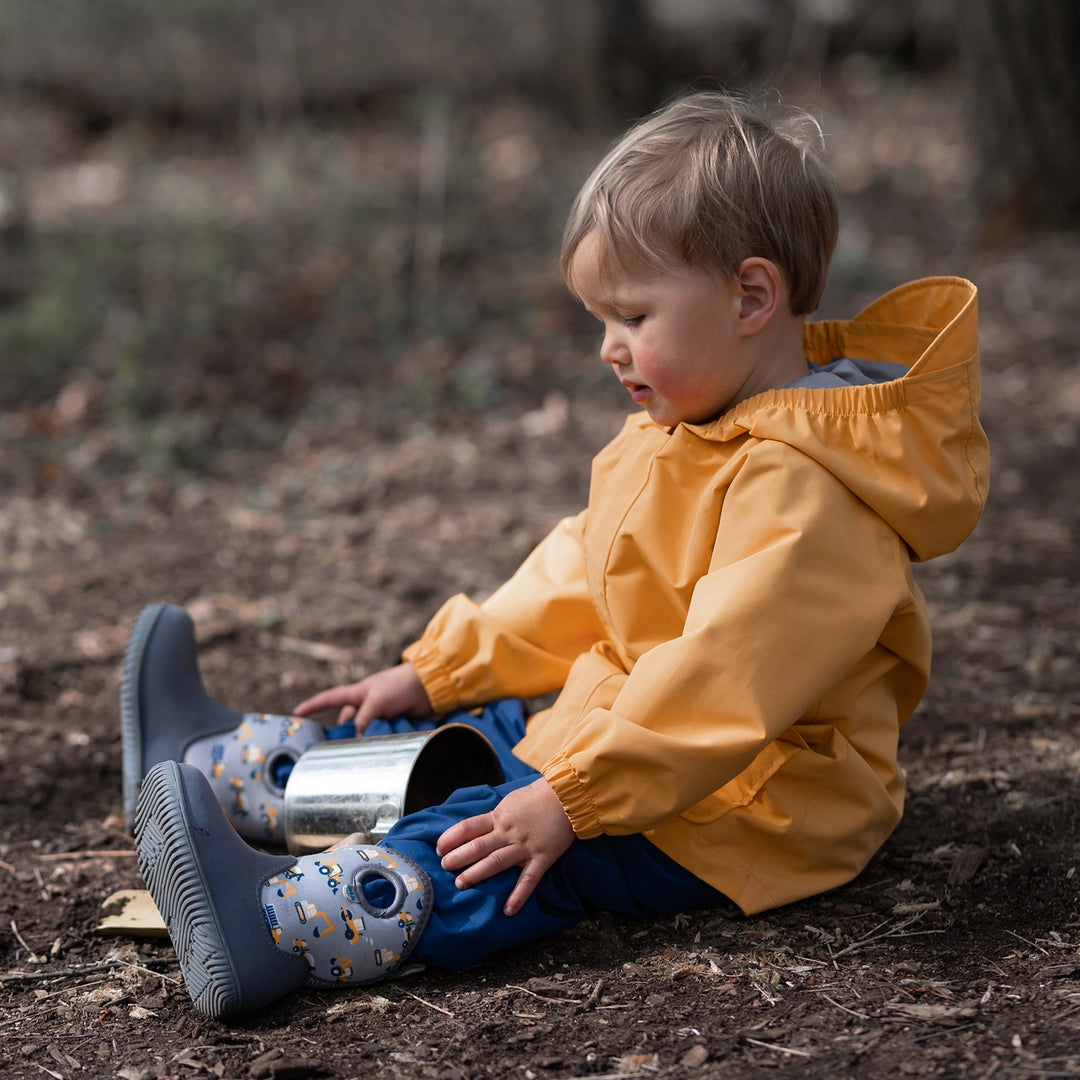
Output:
top-left (121, 603), bottom-right (325, 843)
top-left (135, 759), bottom-right (431, 1019)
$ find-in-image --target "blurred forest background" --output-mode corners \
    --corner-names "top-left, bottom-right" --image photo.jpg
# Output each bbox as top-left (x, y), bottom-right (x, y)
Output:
top-left (1, 0), bottom-right (1076, 496)
top-left (2, 7), bottom-right (1080, 1077)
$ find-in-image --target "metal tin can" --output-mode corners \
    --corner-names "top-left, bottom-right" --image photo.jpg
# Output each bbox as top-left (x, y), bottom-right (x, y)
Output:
top-left (282, 722), bottom-right (504, 854)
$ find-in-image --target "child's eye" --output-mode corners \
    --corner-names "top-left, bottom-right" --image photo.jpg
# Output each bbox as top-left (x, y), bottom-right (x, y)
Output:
top-left (623, 315), bottom-right (645, 328)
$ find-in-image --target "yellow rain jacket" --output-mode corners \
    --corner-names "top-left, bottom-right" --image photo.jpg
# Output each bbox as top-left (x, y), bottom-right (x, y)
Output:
top-left (403, 277), bottom-right (990, 914)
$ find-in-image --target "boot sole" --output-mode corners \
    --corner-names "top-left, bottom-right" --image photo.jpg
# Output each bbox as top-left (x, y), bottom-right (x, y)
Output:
top-left (135, 759), bottom-right (244, 1017)
top-left (121, 603), bottom-right (169, 825)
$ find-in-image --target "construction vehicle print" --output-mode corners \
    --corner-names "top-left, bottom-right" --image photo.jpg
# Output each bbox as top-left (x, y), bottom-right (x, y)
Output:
top-left (314, 857), bottom-right (344, 894)
top-left (374, 946), bottom-right (401, 968)
top-left (241, 742), bottom-right (266, 781)
top-left (206, 743), bottom-right (226, 779)
top-left (229, 776), bottom-right (249, 820)
top-left (329, 956), bottom-right (353, 983)
top-left (263, 903), bottom-right (283, 945)
top-left (291, 938), bottom-right (313, 967)
top-left (266, 866), bottom-right (304, 899)
top-left (339, 905), bottom-right (365, 944)
top-left (293, 899), bottom-right (335, 939)
top-left (260, 802), bottom-right (279, 838)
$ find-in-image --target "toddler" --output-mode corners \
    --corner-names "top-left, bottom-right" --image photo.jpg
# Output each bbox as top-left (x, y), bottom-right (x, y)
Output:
top-left (125, 90), bottom-right (989, 1018)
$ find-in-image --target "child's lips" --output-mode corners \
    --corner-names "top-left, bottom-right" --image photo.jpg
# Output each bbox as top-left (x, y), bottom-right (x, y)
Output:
top-left (622, 380), bottom-right (651, 404)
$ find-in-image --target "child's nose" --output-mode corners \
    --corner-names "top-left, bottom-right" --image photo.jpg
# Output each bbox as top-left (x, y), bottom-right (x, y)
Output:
top-left (599, 330), bottom-right (624, 367)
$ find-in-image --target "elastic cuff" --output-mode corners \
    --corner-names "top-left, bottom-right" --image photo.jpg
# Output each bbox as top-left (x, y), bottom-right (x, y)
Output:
top-left (400, 639), bottom-right (460, 715)
top-left (541, 752), bottom-right (602, 838)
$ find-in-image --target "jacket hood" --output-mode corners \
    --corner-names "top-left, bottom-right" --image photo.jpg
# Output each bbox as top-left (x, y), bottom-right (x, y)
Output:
top-left (703, 276), bottom-right (990, 561)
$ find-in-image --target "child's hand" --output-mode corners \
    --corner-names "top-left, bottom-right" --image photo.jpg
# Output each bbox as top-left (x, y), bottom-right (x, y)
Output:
top-left (292, 662), bottom-right (433, 732)
top-left (436, 778), bottom-right (575, 916)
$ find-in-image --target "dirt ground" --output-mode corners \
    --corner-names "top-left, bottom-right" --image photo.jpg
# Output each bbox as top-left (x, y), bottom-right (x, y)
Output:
top-left (1, 70), bottom-right (1079, 1079)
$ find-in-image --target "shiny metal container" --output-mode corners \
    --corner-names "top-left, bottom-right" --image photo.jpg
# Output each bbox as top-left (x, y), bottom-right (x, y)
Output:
top-left (282, 723), bottom-right (504, 854)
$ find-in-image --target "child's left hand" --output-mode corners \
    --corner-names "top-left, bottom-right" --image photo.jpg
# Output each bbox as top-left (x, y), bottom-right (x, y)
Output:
top-left (435, 778), bottom-right (574, 916)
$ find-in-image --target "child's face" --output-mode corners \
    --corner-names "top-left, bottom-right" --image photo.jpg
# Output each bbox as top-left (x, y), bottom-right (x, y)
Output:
top-left (569, 232), bottom-right (758, 426)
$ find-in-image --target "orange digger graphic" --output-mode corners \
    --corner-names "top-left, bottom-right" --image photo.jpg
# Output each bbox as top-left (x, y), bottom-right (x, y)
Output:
top-left (293, 899), bottom-right (335, 939)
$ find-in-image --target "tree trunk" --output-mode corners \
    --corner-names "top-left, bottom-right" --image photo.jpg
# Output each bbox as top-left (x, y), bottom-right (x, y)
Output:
top-left (958, 0), bottom-right (1080, 242)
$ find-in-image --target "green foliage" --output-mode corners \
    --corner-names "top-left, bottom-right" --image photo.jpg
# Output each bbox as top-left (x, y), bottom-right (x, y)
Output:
top-left (0, 230), bottom-right (132, 407)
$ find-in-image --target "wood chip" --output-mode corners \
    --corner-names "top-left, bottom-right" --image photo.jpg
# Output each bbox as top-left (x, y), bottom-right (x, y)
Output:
top-left (96, 890), bottom-right (168, 938)
top-left (888, 1001), bottom-right (979, 1023)
top-left (680, 1044), bottom-right (710, 1067)
top-left (250, 1057), bottom-right (324, 1079)
top-left (947, 846), bottom-right (988, 885)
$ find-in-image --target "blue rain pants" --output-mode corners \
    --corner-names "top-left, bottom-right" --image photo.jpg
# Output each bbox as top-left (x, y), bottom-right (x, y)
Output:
top-left (337, 699), bottom-right (724, 971)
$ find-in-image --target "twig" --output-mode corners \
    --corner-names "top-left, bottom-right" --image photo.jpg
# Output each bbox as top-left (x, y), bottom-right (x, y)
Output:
top-left (790, 953), bottom-right (829, 968)
top-left (914, 1022), bottom-right (982, 1044)
top-left (1, 957), bottom-right (179, 984)
top-left (431, 1033), bottom-right (460, 1069)
top-left (506, 983), bottom-right (581, 1005)
top-left (743, 1036), bottom-right (812, 1058)
top-left (34, 850), bottom-right (136, 861)
top-left (831, 914), bottom-right (944, 958)
top-left (1049, 1003), bottom-right (1080, 1022)
top-left (10, 919), bottom-right (42, 963)
top-left (751, 981), bottom-right (781, 1006)
top-left (402, 989), bottom-right (454, 1017)
top-left (19, 979), bottom-right (110, 1004)
top-left (2, 970), bottom-right (69, 985)
top-left (0, 1007), bottom-right (64, 1029)
top-left (818, 993), bottom-right (868, 1020)
top-left (112, 957), bottom-right (181, 985)
top-left (1003, 929), bottom-right (1050, 955)
top-left (576, 977), bottom-right (605, 1012)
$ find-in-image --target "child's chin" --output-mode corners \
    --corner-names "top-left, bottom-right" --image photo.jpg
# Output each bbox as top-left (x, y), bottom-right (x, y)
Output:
top-left (644, 404), bottom-right (685, 426)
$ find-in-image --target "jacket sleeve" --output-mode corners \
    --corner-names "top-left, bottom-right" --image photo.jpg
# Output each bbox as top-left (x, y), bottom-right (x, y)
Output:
top-left (401, 510), bottom-right (607, 713)
top-left (538, 441), bottom-right (918, 838)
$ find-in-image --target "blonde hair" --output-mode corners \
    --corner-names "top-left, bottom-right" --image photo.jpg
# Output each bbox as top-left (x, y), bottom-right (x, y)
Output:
top-left (561, 91), bottom-right (839, 315)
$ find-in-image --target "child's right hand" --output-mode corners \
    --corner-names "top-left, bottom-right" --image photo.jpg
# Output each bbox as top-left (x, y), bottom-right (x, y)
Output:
top-left (292, 662), bottom-right (433, 733)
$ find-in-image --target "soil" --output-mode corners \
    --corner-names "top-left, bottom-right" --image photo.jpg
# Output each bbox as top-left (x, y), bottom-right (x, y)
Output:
top-left (2, 72), bottom-right (1079, 1079)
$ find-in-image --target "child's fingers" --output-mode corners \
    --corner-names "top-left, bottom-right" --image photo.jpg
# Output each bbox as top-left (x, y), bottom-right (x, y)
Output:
top-left (451, 850), bottom-right (546, 913)
top-left (351, 696), bottom-right (395, 734)
top-left (503, 862), bottom-right (544, 916)
top-left (293, 684), bottom-right (360, 716)
top-left (449, 845), bottom-right (520, 891)
top-left (435, 813), bottom-right (495, 861)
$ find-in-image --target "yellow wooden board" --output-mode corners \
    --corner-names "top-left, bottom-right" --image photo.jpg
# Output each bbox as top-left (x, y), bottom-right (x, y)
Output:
top-left (96, 889), bottom-right (168, 938)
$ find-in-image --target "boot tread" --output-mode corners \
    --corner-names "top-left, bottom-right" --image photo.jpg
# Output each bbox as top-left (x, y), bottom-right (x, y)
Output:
top-left (135, 760), bottom-right (243, 1017)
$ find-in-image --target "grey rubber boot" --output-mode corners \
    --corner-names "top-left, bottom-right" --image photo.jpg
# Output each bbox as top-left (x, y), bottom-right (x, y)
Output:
top-left (135, 760), bottom-right (431, 1019)
top-left (121, 603), bottom-right (324, 843)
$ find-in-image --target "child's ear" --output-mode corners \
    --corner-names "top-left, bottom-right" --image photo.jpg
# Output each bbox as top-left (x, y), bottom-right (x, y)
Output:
top-left (735, 258), bottom-right (785, 334)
